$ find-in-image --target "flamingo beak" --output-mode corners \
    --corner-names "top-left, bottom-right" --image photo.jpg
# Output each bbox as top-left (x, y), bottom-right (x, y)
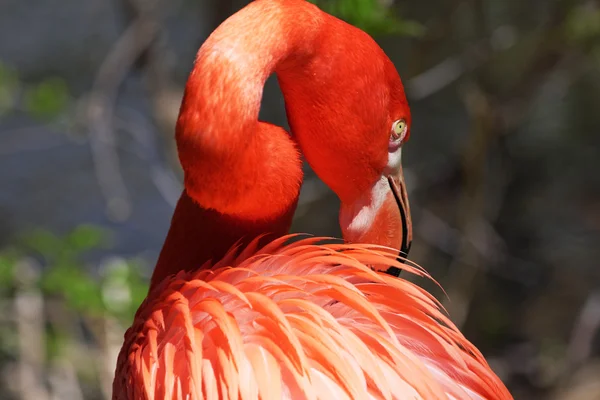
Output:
top-left (387, 169), bottom-right (413, 258)
top-left (339, 166), bottom-right (413, 274)
top-left (385, 167), bottom-right (413, 275)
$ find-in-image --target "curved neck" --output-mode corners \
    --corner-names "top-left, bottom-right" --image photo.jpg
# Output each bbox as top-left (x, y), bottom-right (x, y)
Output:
top-left (150, 191), bottom-right (298, 288)
top-left (151, 1), bottom-right (322, 288)
top-left (176, 0), bottom-right (321, 220)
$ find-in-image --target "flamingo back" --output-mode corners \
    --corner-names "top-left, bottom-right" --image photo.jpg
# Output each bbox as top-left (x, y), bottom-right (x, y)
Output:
top-left (113, 236), bottom-right (512, 400)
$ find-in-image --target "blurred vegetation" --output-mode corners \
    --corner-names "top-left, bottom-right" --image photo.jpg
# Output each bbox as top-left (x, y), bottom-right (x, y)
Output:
top-left (308, 0), bottom-right (424, 36)
top-left (0, 226), bottom-right (148, 398)
top-left (0, 62), bottom-right (72, 120)
top-left (0, 64), bottom-right (19, 116)
top-left (15, 226), bottom-right (147, 321)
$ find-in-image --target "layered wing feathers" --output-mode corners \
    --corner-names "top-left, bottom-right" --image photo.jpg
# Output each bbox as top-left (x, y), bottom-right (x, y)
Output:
top-left (113, 236), bottom-right (512, 400)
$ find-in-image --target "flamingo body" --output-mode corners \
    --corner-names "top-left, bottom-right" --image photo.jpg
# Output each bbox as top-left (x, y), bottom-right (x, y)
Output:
top-left (114, 237), bottom-right (511, 400)
top-left (112, 0), bottom-right (513, 398)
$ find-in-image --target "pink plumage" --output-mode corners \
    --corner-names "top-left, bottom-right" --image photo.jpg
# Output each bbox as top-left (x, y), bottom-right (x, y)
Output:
top-left (113, 237), bottom-right (511, 399)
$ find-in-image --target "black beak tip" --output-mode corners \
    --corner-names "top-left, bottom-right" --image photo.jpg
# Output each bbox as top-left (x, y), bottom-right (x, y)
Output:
top-left (400, 240), bottom-right (412, 259)
top-left (384, 240), bottom-right (412, 277)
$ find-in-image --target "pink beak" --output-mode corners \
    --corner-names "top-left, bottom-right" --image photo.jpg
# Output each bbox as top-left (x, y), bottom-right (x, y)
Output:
top-left (388, 168), bottom-right (413, 258)
top-left (339, 165), bottom-right (413, 274)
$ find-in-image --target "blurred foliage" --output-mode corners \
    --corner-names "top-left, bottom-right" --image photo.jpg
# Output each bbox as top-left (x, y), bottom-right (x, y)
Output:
top-left (566, 5), bottom-right (600, 44)
top-left (566, 4), bottom-right (600, 67)
top-left (0, 249), bottom-right (18, 294)
top-left (0, 63), bottom-right (19, 116)
top-left (0, 61), bottom-right (71, 120)
top-left (308, 0), bottom-right (424, 36)
top-left (23, 77), bottom-right (70, 120)
top-left (0, 224), bottom-right (150, 387)
top-left (0, 225), bottom-right (149, 323)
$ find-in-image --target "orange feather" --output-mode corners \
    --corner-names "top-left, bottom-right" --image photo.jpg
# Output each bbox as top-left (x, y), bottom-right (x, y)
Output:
top-left (113, 236), bottom-right (512, 399)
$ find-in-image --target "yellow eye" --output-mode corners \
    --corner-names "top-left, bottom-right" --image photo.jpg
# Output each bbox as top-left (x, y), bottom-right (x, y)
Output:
top-left (391, 119), bottom-right (407, 141)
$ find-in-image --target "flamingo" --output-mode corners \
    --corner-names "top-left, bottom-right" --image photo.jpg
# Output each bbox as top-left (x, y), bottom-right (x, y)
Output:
top-left (113, 1), bottom-right (513, 399)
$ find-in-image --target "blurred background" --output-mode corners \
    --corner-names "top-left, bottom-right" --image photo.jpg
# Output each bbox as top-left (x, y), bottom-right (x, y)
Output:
top-left (1, 0), bottom-right (599, 398)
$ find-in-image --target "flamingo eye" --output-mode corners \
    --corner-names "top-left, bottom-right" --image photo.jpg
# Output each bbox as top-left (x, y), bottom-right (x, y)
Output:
top-left (391, 119), bottom-right (407, 142)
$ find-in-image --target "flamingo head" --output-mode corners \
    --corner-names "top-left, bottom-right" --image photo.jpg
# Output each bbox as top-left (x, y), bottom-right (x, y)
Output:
top-left (335, 99), bottom-right (413, 263)
top-left (278, 20), bottom-right (413, 263)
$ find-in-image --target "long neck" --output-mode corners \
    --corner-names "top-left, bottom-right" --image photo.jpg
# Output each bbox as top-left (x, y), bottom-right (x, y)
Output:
top-left (150, 1), bottom-right (322, 288)
top-left (150, 191), bottom-right (298, 288)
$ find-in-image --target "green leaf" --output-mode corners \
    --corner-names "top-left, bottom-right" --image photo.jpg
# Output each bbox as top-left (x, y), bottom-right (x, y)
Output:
top-left (0, 250), bottom-right (18, 290)
top-left (0, 63), bottom-right (20, 116)
top-left (309, 0), bottom-right (424, 37)
top-left (46, 328), bottom-right (68, 361)
top-left (21, 228), bottom-right (63, 261)
top-left (24, 77), bottom-right (70, 119)
top-left (566, 6), bottom-right (600, 43)
top-left (42, 263), bottom-right (105, 315)
top-left (65, 225), bottom-right (110, 253)
top-left (0, 325), bottom-right (18, 356)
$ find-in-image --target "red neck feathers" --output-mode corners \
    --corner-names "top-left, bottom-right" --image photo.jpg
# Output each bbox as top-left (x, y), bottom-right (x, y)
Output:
top-left (151, 191), bottom-right (298, 287)
top-left (151, 1), bottom-right (321, 288)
